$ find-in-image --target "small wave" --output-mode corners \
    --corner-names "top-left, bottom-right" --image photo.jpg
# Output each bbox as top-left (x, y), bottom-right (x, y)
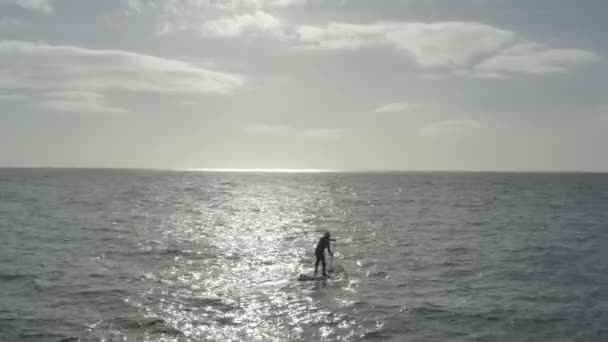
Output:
top-left (115, 247), bottom-right (213, 259)
top-left (105, 316), bottom-right (184, 337)
top-left (439, 260), bottom-right (458, 267)
top-left (366, 270), bottom-right (389, 279)
top-left (160, 248), bottom-right (187, 256)
top-left (57, 337), bottom-right (79, 342)
top-left (73, 288), bottom-right (129, 299)
top-left (19, 332), bottom-right (66, 341)
top-left (361, 329), bottom-right (388, 340)
top-left (445, 245), bottom-right (472, 253)
top-left (188, 297), bottom-right (239, 313)
top-left (511, 316), bottom-right (568, 325)
top-left (352, 301), bottom-right (372, 310)
top-left (43, 270), bottom-right (66, 280)
top-left (356, 260), bottom-right (375, 268)
top-left (0, 273), bottom-right (32, 281)
top-left (402, 306), bottom-right (449, 318)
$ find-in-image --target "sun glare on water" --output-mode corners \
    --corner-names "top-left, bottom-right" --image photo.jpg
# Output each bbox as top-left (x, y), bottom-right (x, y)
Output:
top-left (187, 168), bottom-right (337, 173)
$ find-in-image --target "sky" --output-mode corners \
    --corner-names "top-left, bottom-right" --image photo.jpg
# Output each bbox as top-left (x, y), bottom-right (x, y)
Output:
top-left (1, 0), bottom-right (607, 171)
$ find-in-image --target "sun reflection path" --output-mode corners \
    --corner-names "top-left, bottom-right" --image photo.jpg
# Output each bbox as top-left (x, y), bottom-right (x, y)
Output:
top-left (131, 177), bottom-right (360, 341)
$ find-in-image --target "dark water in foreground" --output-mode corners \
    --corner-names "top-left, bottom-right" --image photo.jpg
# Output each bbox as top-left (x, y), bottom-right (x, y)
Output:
top-left (0, 169), bottom-right (607, 341)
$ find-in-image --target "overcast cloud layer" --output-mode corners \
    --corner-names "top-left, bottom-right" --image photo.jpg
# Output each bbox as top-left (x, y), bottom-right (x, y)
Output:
top-left (1, 0), bottom-right (607, 171)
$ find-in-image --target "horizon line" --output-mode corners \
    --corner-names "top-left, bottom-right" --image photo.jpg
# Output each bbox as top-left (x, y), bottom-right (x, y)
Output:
top-left (0, 166), bottom-right (607, 174)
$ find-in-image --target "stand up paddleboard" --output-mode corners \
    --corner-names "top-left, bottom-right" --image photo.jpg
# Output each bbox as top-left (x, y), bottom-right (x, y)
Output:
top-left (297, 274), bottom-right (330, 281)
top-left (297, 257), bottom-right (344, 281)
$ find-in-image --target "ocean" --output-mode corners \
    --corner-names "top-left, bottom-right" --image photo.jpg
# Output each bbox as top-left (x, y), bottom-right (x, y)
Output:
top-left (0, 168), bottom-right (607, 341)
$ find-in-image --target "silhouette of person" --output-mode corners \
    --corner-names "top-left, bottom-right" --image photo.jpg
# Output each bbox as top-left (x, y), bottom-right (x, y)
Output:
top-left (314, 232), bottom-right (335, 276)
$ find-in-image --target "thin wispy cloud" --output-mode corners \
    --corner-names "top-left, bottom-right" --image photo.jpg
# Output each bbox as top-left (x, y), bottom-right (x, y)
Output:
top-left (475, 42), bottom-right (600, 75)
top-left (245, 124), bottom-right (344, 140)
top-left (0, 0), bottom-right (55, 13)
top-left (0, 90), bottom-right (127, 114)
top-left (37, 91), bottom-right (127, 114)
top-left (375, 102), bottom-right (410, 113)
top-left (0, 41), bottom-right (246, 96)
top-left (0, 93), bottom-right (26, 101)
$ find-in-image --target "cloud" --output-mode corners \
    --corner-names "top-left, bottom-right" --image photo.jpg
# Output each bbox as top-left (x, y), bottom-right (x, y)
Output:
top-left (0, 93), bottom-right (26, 101)
top-left (127, 0), bottom-right (306, 15)
top-left (125, 1), bottom-right (600, 78)
top-left (0, 89), bottom-right (128, 114)
top-left (267, 0), bottom-right (306, 7)
top-left (295, 23), bottom-right (386, 51)
top-left (245, 124), bottom-right (344, 139)
top-left (37, 91), bottom-right (128, 114)
top-left (475, 42), bottom-right (601, 75)
top-left (0, 40), bottom-right (245, 96)
top-left (17, 0), bottom-right (53, 12)
top-left (127, 0), bottom-right (144, 13)
top-left (293, 22), bottom-right (516, 56)
top-left (132, 0), bottom-right (598, 79)
top-left (0, 89), bottom-right (129, 114)
top-left (0, 0), bottom-right (54, 13)
top-left (202, 11), bottom-right (286, 39)
top-left (375, 102), bottom-right (409, 113)
top-left (292, 21), bottom-right (599, 76)
top-left (213, 0), bottom-right (308, 9)
top-left (299, 128), bottom-right (344, 139)
top-left (128, 0), bottom-right (305, 36)
top-left (385, 22), bottom-right (517, 69)
top-left (419, 119), bottom-right (483, 136)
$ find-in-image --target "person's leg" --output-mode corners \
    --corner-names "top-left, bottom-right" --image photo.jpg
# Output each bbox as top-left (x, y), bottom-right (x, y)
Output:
top-left (321, 255), bottom-right (327, 276)
top-left (314, 255), bottom-right (321, 274)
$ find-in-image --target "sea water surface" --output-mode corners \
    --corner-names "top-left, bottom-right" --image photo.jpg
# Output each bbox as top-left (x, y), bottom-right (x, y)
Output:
top-left (0, 169), bottom-right (607, 341)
